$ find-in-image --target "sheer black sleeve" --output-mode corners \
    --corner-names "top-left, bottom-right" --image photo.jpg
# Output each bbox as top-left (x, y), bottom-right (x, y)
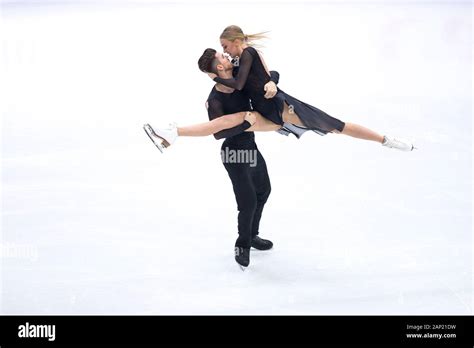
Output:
top-left (213, 48), bottom-right (253, 90)
top-left (270, 70), bottom-right (280, 84)
top-left (207, 98), bottom-right (251, 140)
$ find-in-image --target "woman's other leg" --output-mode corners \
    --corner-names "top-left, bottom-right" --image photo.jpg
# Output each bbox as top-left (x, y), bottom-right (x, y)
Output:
top-left (331, 123), bottom-right (384, 143)
top-left (281, 103), bottom-right (384, 143)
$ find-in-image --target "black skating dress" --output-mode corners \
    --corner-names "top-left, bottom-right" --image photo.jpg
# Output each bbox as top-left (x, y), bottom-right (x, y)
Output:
top-left (214, 46), bottom-right (345, 137)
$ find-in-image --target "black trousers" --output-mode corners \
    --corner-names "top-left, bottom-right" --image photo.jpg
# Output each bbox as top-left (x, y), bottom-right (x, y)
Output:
top-left (222, 141), bottom-right (271, 248)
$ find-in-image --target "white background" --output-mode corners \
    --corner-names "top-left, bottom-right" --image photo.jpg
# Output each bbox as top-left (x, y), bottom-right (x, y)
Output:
top-left (1, 0), bottom-right (472, 314)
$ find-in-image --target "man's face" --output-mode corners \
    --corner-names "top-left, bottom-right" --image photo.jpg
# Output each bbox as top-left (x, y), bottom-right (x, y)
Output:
top-left (214, 51), bottom-right (233, 72)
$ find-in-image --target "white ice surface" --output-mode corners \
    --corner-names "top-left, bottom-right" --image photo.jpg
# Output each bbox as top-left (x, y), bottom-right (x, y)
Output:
top-left (1, 0), bottom-right (472, 314)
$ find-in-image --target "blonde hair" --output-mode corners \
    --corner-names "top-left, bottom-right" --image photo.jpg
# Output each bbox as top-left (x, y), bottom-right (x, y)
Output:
top-left (220, 25), bottom-right (269, 47)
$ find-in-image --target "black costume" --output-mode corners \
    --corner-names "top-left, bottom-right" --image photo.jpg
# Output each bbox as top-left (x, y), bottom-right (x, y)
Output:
top-left (214, 46), bottom-right (346, 137)
top-left (206, 71), bottom-right (278, 248)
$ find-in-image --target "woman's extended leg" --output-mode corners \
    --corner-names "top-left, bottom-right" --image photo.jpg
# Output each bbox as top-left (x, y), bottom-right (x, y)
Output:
top-left (281, 102), bottom-right (384, 143)
top-left (246, 112), bottom-right (281, 132)
top-left (178, 111), bottom-right (280, 136)
top-left (143, 112), bottom-right (249, 152)
top-left (144, 111), bottom-right (281, 153)
top-left (331, 123), bottom-right (384, 143)
top-left (177, 112), bottom-right (247, 136)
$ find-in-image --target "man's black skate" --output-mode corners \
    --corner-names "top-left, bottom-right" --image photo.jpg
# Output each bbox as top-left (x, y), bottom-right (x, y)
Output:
top-left (235, 247), bottom-right (250, 271)
top-left (251, 236), bottom-right (273, 250)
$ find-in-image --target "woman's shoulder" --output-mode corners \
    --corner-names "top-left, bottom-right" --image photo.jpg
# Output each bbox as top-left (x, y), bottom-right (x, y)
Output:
top-left (243, 46), bottom-right (258, 55)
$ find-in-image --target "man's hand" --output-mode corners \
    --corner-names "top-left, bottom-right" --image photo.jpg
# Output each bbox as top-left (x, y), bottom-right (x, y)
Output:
top-left (207, 72), bottom-right (217, 80)
top-left (244, 111), bottom-right (256, 125)
top-left (264, 81), bottom-right (277, 99)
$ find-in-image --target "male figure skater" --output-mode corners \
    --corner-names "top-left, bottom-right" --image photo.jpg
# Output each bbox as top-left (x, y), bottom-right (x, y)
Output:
top-left (145, 49), bottom-right (279, 270)
top-left (201, 49), bottom-right (279, 270)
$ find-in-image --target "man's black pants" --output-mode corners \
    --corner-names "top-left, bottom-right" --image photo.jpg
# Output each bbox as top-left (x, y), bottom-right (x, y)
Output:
top-left (222, 141), bottom-right (271, 248)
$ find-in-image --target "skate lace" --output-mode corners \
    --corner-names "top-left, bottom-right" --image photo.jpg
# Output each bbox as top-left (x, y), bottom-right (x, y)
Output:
top-left (387, 136), bottom-right (406, 147)
top-left (392, 138), bottom-right (404, 146)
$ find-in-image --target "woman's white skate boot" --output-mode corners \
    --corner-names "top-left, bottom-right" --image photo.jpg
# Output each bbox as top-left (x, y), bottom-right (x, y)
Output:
top-left (382, 135), bottom-right (416, 151)
top-left (143, 123), bottom-right (178, 153)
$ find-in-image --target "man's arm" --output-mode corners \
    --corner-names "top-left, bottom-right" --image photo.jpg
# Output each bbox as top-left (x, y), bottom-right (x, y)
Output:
top-left (269, 70), bottom-right (280, 85)
top-left (207, 98), bottom-right (252, 140)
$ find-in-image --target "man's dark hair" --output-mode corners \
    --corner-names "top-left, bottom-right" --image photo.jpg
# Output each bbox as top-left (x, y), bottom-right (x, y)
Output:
top-left (198, 48), bottom-right (218, 73)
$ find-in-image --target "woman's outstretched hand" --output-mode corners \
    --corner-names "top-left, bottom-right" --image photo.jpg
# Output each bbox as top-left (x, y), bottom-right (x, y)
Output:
top-left (264, 81), bottom-right (277, 99)
top-left (207, 72), bottom-right (218, 80)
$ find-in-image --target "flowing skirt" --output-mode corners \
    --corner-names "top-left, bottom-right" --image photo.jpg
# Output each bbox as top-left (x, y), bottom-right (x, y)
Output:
top-left (250, 89), bottom-right (345, 138)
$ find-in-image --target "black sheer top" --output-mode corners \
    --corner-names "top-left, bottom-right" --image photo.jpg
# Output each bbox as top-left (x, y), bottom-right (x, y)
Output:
top-left (214, 46), bottom-right (348, 135)
top-left (207, 87), bottom-right (253, 142)
top-left (207, 69), bottom-right (280, 142)
top-left (214, 46), bottom-right (271, 92)
top-left (214, 46), bottom-right (285, 126)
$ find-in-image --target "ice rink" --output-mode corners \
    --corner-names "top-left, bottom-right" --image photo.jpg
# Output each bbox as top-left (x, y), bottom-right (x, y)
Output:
top-left (1, 0), bottom-right (472, 314)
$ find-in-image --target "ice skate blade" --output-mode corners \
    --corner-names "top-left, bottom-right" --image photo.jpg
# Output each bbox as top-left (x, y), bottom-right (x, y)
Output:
top-left (238, 265), bottom-right (247, 272)
top-left (145, 124), bottom-right (171, 148)
top-left (143, 124), bottom-right (165, 153)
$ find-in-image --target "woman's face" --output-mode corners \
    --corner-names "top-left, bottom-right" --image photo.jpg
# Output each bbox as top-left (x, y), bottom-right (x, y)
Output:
top-left (220, 38), bottom-right (241, 58)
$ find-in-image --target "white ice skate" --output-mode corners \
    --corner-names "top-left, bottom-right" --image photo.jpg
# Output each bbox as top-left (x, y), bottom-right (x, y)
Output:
top-left (143, 123), bottom-right (178, 153)
top-left (382, 135), bottom-right (416, 151)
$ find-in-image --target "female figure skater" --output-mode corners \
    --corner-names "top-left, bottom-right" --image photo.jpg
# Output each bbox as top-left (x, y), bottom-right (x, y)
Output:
top-left (211, 25), bottom-right (415, 150)
top-left (145, 26), bottom-right (415, 151)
